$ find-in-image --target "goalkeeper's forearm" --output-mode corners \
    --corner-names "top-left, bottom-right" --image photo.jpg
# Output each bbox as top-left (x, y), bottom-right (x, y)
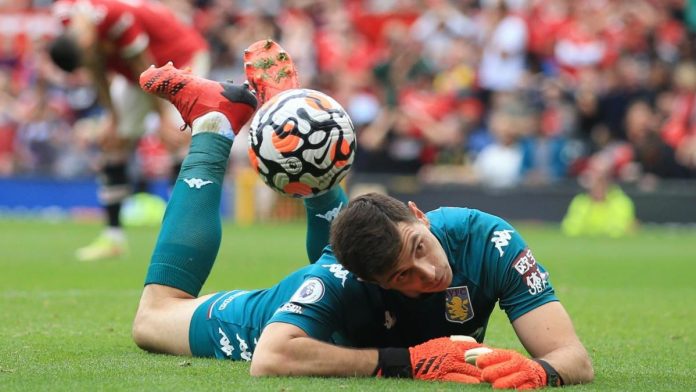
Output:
top-left (251, 337), bottom-right (378, 377)
top-left (250, 324), bottom-right (378, 377)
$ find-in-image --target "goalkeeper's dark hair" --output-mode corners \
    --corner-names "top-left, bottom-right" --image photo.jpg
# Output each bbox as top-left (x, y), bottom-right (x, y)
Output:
top-left (48, 33), bottom-right (82, 73)
top-left (330, 193), bottom-right (418, 281)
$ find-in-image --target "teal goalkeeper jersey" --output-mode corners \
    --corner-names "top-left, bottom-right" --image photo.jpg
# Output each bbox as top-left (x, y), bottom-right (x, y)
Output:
top-left (188, 207), bottom-right (557, 359)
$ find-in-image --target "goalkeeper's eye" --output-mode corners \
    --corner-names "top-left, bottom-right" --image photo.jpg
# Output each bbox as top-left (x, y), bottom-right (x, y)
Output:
top-left (395, 269), bottom-right (412, 283)
top-left (415, 241), bottom-right (425, 257)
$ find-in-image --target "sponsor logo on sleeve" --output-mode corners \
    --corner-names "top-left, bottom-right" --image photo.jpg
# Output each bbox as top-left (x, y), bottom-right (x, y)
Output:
top-left (290, 278), bottom-right (325, 304)
top-left (512, 248), bottom-right (549, 295)
top-left (444, 286), bottom-right (475, 323)
top-left (491, 229), bottom-right (515, 256)
top-left (276, 302), bottom-right (304, 315)
top-left (322, 263), bottom-right (349, 287)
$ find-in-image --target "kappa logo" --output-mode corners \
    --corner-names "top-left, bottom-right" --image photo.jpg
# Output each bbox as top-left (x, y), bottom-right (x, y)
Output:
top-left (491, 229), bottom-right (514, 256)
top-left (236, 333), bottom-right (252, 361)
top-left (322, 263), bottom-right (349, 287)
top-left (444, 286), bottom-right (475, 323)
top-left (218, 328), bottom-right (234, 357)
top-left (315, 202), bottom-right (343, 222)
top-left (384, 311), bottom-right (396, 330)
top-left (183, 178), bottom-right (213, 189)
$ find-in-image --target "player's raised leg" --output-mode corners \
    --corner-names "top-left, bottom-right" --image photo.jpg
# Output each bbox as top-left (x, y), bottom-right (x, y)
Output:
top-left (132, 63), bottom-right (257, 355)
top-left (244, 39), bottom-right (299, 106)
top-left (244, 40), bottom-right (350, 263)
top-left (300, 187), bottom-right (349, 262)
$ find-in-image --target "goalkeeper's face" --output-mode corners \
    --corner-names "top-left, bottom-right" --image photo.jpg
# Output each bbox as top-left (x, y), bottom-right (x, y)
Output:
top-left (375, 202), bottom-right (453, 298)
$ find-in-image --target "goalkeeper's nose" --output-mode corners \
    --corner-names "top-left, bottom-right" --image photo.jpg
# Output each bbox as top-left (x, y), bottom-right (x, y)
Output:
top-left (414, 260), bottom-right (438, 284)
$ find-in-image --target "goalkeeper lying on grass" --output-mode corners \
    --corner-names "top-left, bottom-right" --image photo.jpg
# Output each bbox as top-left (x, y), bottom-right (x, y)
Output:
top-left (131, 40), bottom-right (593, 389)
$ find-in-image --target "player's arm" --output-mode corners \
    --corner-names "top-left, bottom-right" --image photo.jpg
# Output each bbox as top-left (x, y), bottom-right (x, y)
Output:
top-left (69, 11), bottom-right (114, 114)
top-left (511, 301), bottom-right (594, 385)
top-left (479, 215), bottom-right (594, 388)
top-left (251, 322), bottom-right (483, 382)
top-left (250, 322), bottom-right (377, 377)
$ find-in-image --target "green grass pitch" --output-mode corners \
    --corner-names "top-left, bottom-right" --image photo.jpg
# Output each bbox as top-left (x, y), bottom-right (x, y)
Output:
top-left (1, 218), bottom-right (695, 391)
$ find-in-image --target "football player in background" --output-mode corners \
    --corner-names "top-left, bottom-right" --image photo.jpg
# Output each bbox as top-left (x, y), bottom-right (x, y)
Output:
top-left (48, 0), bottom-right (209, 261)
top-left (131, 42), bottom-right (593, 389)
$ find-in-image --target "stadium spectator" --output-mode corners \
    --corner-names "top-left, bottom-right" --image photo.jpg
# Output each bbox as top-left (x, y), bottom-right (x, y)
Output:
top-left (48, 0), bottom-right (210, 261)
top-left (0, 72), bottom-right (17, 175)
top-left (552, 1), bottom-right (612, 82)
top-left (472, 104), bottom-right (526, 188)
top-left (355, 107), bottom-right (426, 175)
top-left (623, 100), bottom-right (693, 186)
top-left (477, 0), bottom-right (529, 99)
top-left (596, 56), bottom-right (655, 142)
top-left (372, 20), bottom-right (432, 108)
top-left (131, 62), bottom-right (592, 388)
top-left (562, 156), bottom-right (636, 238)
top-left (1, 0), bottom-right (696, 203)
top-left (13, 86), bottom-right (71, 175)
top-left (519, 77), bottom-right (576, 184)
top-left (409, 0), bottom-right (477, 73)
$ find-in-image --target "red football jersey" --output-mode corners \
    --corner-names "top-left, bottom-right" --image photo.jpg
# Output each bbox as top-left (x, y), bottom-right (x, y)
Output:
top-left (53, 0), bottom-right (207, 81)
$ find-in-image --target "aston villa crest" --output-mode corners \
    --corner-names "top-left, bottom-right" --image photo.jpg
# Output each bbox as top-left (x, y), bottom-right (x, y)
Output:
top-left (445, 286), bottom-right (474, 323)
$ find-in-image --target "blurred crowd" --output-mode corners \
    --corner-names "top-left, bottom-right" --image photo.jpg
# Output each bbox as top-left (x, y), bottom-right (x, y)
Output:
top-left (2, 0), bottom-right (696, 191)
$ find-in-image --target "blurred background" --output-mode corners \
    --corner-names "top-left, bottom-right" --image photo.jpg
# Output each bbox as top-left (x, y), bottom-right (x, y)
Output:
top-left (1, 0), bottom-right (695, 226)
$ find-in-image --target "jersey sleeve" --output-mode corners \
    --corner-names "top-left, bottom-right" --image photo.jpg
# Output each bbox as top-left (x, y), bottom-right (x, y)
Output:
top-left (96, 1), bottom-right (149, 58)
top-left (266, 259), bottom-right (356, 342)
top-left (484, 215), bottom-right (558, 322)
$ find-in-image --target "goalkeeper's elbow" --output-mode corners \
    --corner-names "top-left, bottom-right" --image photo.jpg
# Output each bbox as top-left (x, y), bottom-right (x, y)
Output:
top-left (578, 356), bottom-right (595, 384)
top-left (249, 352), bottom-right (288, 377)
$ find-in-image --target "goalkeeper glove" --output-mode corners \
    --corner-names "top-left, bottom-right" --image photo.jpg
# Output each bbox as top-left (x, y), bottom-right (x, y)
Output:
top-left (374, 336), bottom-right (483, 384)
top-left (475, 349), bottom-right (563, 389)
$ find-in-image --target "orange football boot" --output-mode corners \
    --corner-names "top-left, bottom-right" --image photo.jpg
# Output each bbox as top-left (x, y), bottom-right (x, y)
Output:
top-left (243, 39), bottom-right (300, 106)
top-left (140, 62), bottom-right (257, 134)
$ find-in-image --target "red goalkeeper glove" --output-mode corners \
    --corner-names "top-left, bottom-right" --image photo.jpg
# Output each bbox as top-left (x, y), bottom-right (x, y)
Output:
top-left (375, 336), bottom-right (483, 384)
top-left (476, 349), bottom-right (562, 390)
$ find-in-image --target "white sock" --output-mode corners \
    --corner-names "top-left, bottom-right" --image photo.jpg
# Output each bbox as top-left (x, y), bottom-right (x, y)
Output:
top-left (104, 227), bottom-right (125, 242)
top-left (191, 112), bottom-right (235, 140)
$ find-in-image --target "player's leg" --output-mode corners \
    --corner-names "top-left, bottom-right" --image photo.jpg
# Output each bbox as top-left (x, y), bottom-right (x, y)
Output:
top-left (132, 63), bottom-right (257, 355)
top-left (75, 76), bottom-right (148, 261)
top-left (302, 187), bottom-right (349, 263)
top-left (158, 50), bottom-right (213, 188)
top-left (243, 39), bottom-right (346, 262)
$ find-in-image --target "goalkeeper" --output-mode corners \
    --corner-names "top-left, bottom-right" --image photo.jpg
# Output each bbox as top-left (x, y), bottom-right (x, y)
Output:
top-left (132, 44), bottom-right (593, 389)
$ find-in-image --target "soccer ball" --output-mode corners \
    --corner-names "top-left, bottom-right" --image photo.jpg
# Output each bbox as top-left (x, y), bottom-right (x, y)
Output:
top-left (248, 88), bottom-right (356, 198)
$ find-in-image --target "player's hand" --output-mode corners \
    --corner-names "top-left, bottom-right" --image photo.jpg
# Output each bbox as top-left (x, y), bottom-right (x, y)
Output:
top-left (475, 349), bottom-right (546, 390)
top-left (408, 336), bottom-right (483, 383)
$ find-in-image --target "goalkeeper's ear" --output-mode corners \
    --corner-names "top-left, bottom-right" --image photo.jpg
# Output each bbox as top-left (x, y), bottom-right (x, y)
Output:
top-left (407, 201), bottom-right (430, 227)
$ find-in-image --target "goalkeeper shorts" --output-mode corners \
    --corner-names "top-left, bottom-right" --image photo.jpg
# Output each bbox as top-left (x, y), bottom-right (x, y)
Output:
top-left (188, 290), bottom-right (261, 361)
